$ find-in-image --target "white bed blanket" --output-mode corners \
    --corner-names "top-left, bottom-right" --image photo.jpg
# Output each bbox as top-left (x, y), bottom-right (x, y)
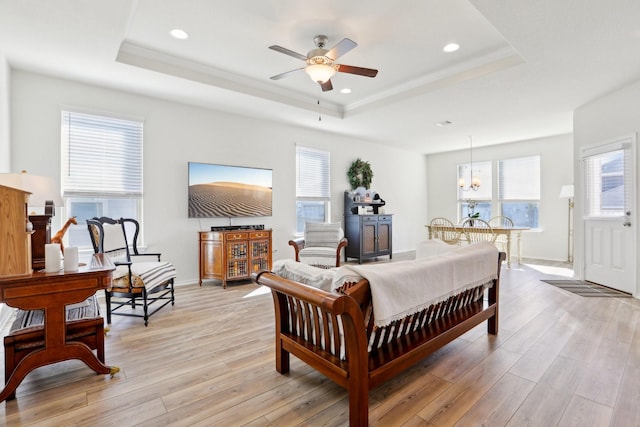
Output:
top-left (338, 242), bottom-right (499, 327)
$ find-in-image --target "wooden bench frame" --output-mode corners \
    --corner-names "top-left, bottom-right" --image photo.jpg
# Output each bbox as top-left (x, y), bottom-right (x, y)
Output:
top-left (253, 251), bottom-right (505, 427)
top-left (3, 308), bottom-right (104, 400)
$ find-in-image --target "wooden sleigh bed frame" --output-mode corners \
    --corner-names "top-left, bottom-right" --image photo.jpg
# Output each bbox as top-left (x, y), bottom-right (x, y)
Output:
top-left (252, 250), bottom-right (506, 427)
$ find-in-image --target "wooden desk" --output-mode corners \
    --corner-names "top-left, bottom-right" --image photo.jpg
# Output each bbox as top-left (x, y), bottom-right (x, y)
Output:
top-left (426, 225), bottom-right (528, 268)
top-left (0, 254), bottom-right (119, 402)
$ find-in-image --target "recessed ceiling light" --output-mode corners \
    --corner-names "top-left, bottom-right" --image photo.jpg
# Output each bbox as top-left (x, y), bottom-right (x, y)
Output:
top-left (442, 43), bottom-right (459, 53)
top-left (340, 88), bottom-right (352, 94)
top-left (170, 29), bottom-right (189, 40)
top-left (435, 120), bottom-right (452, 127)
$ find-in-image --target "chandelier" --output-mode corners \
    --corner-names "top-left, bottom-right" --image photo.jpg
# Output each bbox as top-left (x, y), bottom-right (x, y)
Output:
top-left (459, 136), bottom-right (480, 191)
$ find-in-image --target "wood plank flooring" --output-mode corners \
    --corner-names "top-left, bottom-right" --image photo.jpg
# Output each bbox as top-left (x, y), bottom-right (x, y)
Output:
top-left (0, 257), bottom-right (639, 426)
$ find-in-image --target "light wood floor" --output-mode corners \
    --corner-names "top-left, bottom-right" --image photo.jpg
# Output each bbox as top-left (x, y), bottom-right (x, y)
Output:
top-left (1, 257), bottom-right (639, 426)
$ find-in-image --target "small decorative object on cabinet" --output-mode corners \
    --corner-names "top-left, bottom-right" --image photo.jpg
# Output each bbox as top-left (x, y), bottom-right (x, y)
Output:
top-left (343, 191), bottom-right (392, 263)
top-left (199, 228), bottom-right (272, 288)
top-left (28, 215), bottom-right (51, 270)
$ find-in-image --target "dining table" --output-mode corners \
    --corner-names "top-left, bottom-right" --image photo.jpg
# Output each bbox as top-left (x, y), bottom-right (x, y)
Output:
top-left (426, 224), bottom-right (529, 268)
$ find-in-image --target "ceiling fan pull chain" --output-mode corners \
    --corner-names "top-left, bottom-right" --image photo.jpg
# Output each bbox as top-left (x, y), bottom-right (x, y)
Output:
top-left (317, 99), bottom-right (322, 122)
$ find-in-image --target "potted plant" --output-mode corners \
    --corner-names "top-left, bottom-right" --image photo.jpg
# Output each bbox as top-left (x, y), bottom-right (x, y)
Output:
top-left (466, 200), bottom-right (480, 226)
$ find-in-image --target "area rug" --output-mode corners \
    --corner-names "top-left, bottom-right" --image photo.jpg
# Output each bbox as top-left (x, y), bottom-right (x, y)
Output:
top-left (541, 280), bottom-right (632, 297)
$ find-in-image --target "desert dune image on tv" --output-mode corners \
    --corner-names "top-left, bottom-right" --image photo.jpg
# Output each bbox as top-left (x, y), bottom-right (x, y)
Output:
top-left (188, 162), bottom-right (272, 218)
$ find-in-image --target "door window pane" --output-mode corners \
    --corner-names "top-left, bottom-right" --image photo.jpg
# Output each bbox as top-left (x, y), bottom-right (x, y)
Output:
top-left (584, 150), bottom-right (624, 213)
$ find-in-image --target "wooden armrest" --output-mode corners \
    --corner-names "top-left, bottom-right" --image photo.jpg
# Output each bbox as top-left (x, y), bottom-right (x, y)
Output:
top-left (337, 237), bottom-right (348, 250)
top-left (131, 253), bottom-right (162, 262)
top-left (288, 238), bottom-right (305, 262)
top-left (114, 261), bottom-right (132, 267)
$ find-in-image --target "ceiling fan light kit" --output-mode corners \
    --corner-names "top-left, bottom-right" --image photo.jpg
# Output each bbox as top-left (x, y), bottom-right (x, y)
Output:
top-left (269, 35), bottom-right (378, 92)
top-left (305, 63), bottom-right (337, 83)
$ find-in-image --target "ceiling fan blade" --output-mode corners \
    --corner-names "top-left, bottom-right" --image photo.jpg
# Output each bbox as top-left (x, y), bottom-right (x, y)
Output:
top-left (268, 45), bottom-right (308, 61)
top-left (320, 80), bottom-right (333, 92)
top-left (336, 64), bottom-right (378, 78)
top-left (270, 68), bottom-right (304, 80)
top-left (326, 38), bottom-right (357, 61)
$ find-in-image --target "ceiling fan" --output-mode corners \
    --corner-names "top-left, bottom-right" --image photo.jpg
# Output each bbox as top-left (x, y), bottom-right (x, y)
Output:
top-left (269, 35), bottom-right (378, 92)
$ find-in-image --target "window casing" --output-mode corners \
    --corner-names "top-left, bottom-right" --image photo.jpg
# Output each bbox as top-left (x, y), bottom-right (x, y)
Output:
top-left (296, 146), bottom-right (330, 233)
top-left (61, 110), bottom-right (143, 248)
top-left (456, 155), bottom-right (541, 228)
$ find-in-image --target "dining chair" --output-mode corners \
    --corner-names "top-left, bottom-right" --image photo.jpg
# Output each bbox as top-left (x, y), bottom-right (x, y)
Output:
top-left (489, 216), bottom-right (514, 251)
top-left (429, 217), bottom-right (461, 245)
top-left (462, 217), bottom-right (498, 244)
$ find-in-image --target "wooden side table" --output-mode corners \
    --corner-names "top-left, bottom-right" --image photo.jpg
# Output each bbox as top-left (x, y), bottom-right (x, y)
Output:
top-left (0, 254), bottom-right (119, 402)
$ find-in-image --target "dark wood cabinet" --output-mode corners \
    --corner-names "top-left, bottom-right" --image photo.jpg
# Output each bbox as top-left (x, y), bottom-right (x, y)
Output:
top-left (344, 191), bottom-right (392, 263)
top-left (29, 214), bottom-right (52, 270)
top-left (199, 229), bottom-right (272, 288)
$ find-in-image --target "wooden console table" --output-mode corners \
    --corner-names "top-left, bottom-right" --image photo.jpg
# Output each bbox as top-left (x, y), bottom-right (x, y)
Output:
top-left (0, 254), bottom-right (119, 402)
top-left (199, 229), bottom-right (272, 288)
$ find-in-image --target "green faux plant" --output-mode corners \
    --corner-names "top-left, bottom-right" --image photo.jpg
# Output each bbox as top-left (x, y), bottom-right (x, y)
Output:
top-left (347, 158), bottom-right (374, 190)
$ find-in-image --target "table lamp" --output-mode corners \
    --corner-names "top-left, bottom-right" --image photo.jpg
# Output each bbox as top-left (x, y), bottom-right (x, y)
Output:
top-left (0, 171), bottom-right (63, 269)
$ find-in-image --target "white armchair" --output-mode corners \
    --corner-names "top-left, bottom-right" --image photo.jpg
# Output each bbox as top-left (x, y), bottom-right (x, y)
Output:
top-left (289, 222), bottom-right (348, 268)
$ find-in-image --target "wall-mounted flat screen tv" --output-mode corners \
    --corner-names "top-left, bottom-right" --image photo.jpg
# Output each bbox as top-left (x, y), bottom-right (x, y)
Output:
top-left (188, 162), bottom-right (272, 218)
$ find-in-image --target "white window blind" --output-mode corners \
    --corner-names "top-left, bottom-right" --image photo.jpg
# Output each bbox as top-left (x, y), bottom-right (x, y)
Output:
top-left (498, 156), bottom-right (540, 200)
top-left (296, 145), bottom-right (330, 199)
top-left (582, 141), bottom-right (630, 217)
top-left (62, 111), bottom-right (143, 198)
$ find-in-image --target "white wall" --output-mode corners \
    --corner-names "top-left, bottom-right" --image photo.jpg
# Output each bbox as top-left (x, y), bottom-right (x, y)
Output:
top-left (0, 55), bottom-right (12, 331)
top-left (0, 54), bottom-right (9, 172)
top-left (573, 79), bottom-right (640, 294)
top-left (426, 134), bottom-right (574, 261)
top-left (9, 70), bottom-right (427, 285)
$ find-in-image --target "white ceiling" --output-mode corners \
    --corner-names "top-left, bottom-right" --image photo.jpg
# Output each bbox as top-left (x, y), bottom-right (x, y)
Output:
top-left (2, 0), bottom-right (640, 154)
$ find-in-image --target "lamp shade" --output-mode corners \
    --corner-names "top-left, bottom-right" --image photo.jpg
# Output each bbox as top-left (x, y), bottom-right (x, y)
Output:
top-left (0, 172), bottom-right (63, 208)
top-left (559, 184), bottom-right (574, 199)
top-left (305, 64), bottom-right (336, 83)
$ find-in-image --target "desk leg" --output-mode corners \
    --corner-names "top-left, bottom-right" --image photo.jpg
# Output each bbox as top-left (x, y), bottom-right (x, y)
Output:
top-left (0, 306), bottom-right (119, 402)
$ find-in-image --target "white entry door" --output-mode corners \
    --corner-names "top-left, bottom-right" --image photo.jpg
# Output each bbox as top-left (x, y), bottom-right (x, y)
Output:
top-left (581, 135), bottom-right (636, 295)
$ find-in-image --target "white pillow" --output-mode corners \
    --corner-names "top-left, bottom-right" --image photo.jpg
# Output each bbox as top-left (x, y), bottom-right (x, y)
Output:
top-left (304, 222), bottom-right (343, 248)
top-left (271, 259), bottom-right (336, 291)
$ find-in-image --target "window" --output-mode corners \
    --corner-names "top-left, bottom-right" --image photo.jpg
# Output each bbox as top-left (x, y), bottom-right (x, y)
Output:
top-left (498, 156), bottom-right (540, 228)
top-left (61, 110), bottom-right (143, 248)
top-left (458, 160), bottom-right (492, 220)
top-left (584, 148), bottom-right (627, 216)
top-left (296, 146), bottom-right (330, 233)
